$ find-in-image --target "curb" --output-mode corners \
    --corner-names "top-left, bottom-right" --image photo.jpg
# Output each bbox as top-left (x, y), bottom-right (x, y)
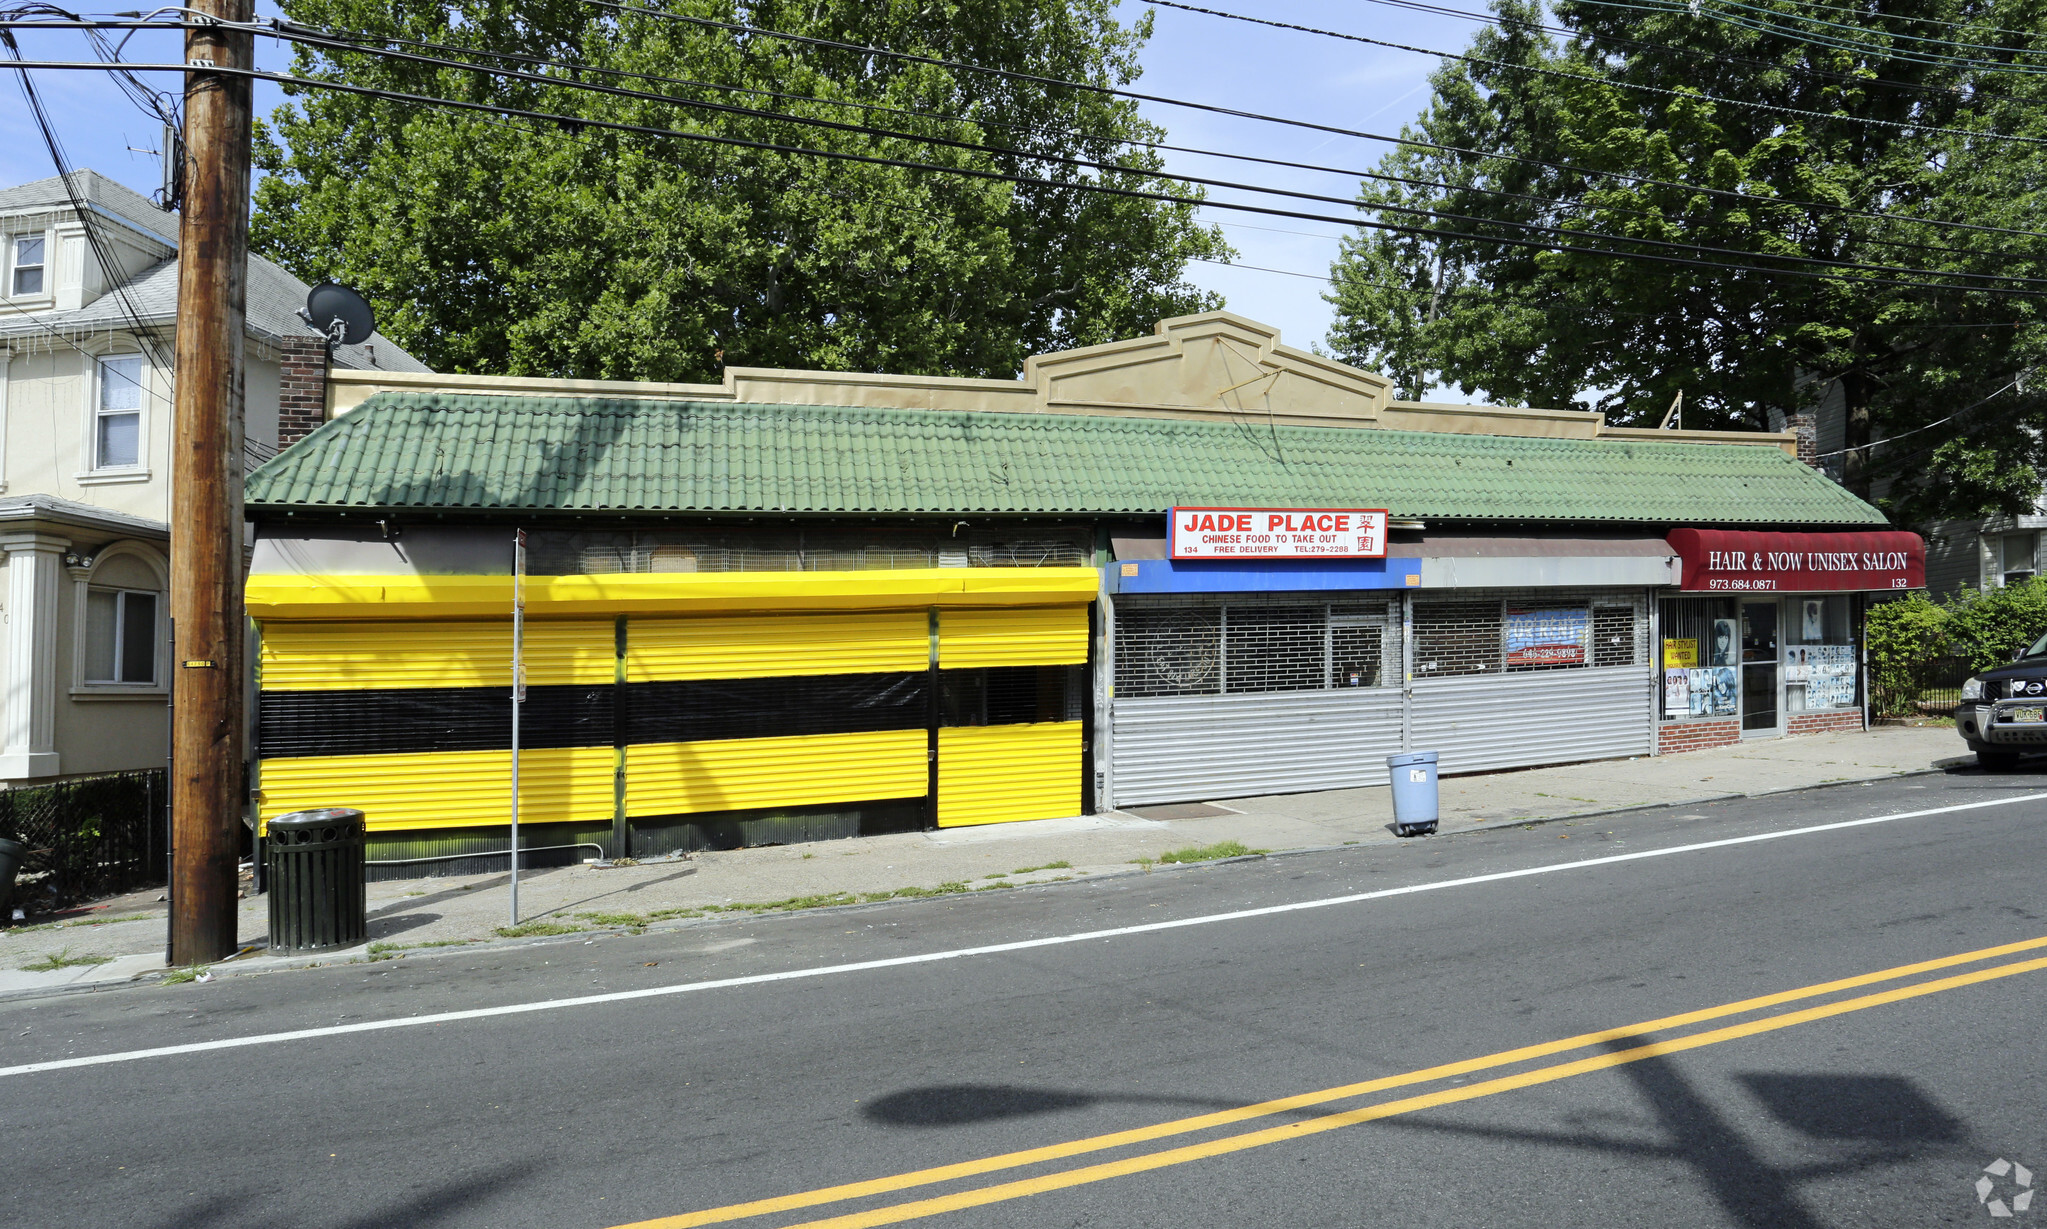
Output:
top-left (0, 763), bottom-right (1975, 1005)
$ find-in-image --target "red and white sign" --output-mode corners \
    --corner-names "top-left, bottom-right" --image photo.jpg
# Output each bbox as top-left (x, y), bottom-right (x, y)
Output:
top-left (1667, 529), bottom-right (1925, 592)
top-left (1171, 507), bottom-right (1389, 560)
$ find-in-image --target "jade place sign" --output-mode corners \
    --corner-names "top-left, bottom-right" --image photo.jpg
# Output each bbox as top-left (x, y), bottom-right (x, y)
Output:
top-left (1171, 507), bottom-right (1389, 560)
top-left (1667, 528), bottom-right (1925, 592)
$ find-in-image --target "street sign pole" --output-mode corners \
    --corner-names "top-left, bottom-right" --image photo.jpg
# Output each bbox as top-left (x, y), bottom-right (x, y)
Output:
top-left (509, 528), bottom-right (525, 927)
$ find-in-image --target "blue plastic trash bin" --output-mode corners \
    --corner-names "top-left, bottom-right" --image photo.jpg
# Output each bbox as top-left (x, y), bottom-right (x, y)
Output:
top-left (1387, 751), bottom-right (1439, 836)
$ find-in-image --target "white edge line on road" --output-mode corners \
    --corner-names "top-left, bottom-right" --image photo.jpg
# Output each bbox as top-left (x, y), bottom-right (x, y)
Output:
top-left (8, 790), bottom-right (2044, 1079)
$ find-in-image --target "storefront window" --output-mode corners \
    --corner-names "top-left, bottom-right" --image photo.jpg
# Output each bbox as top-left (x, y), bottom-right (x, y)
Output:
top-left (1785, 594), bottom-right (1858, 712)
top-left (1659, 596), bottom-right (1737, 720)
top-left (1115, 598), bottom-right (1399, 698)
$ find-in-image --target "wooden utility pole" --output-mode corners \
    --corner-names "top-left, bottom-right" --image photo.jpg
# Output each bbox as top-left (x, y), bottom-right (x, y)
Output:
top-left (168, 0), bottom-right (254, 965)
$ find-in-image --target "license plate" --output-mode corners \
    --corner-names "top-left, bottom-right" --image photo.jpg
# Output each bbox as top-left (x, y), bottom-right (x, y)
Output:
top-left (2007, 707), bottom-right (2045, 724)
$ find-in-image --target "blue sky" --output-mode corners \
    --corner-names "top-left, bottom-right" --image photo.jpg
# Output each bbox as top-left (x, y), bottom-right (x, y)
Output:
top-left (2, 1), bottom-right (1484, 374)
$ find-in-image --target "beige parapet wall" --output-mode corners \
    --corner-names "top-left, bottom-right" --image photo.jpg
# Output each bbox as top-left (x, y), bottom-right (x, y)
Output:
top-left (323, 310), bottom-right (1800, 457)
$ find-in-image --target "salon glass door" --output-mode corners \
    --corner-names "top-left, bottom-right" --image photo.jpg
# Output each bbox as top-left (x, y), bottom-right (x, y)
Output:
top-left (1740, 599), bottom-right (1780, 734)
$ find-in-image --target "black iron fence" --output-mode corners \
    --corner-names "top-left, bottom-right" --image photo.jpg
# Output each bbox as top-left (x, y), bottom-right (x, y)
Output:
top-left (1, 769), bottom-right (167, 914)
top-left (1871, 655), bottom-right (1975, 719)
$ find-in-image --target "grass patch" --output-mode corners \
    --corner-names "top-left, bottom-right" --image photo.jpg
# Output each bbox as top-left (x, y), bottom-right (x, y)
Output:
top-left (1012, 861), bottom-right (1071, 874)
top-left (1157, 840), bottom-right (1266, 864)
top-left (1130, 855), bottom-right (1154, 869)
top-left (161, 965), bottom-right (206, 985)
top-left (576, 911), bottom-right (653, 930)
top-left (982, 872), bottom-right (1008, 879)
top-left (493, 920), bottom-right (582, 939)
top-left (974, 882), bottom-right (1014, 891)
top-left (21, 947), bottom-right (113, 972)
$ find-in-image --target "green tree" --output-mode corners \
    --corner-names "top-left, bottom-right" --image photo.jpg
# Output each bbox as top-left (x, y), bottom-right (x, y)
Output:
top-left (1324, 0), bottom-right (2047, 522)
top-left (252, 0), bottom-right (1228, 380)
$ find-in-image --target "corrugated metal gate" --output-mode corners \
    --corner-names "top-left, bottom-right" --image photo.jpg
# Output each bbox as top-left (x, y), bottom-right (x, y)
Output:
top-left (1409, 590), bottom-right (1651, 775)
top-left (1109, 597), bottom-right (1405, 806)
top-left (258, 602), bottom-right (1095, 843)
top-left (1109, 589), bottom-right (1652, 807)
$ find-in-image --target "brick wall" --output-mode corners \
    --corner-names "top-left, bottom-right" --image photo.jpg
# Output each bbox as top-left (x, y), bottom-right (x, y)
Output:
top-left (1789, 408), bottom-right (1818, 466)
top-left (1787, 709), bottom-right (1865, 737)
top-left (277, 334), bottom-right (329, 450)
top-left (1658, 719), bottom-right (1741, 755)
top-left (1657, 709), bottom-right (1864, 754)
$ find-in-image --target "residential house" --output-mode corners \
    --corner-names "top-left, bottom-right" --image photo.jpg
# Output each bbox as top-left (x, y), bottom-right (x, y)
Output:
top-left (0, 169), bottom-right (427, 782)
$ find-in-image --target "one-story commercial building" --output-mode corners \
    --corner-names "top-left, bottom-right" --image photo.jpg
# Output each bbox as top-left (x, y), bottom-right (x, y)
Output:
top-left (243, 312), bottom-right (1920, 869)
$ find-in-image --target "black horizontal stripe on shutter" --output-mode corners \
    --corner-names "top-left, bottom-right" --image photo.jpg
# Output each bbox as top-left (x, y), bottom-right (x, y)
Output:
top-left (623, 672), bottom-right (929, 744)
top-left (259, 685), bottom-right (614, 758)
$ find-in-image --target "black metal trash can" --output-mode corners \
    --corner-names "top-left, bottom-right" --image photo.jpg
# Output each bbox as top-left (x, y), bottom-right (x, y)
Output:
top-left (266, 808), bottom-right (367, 954)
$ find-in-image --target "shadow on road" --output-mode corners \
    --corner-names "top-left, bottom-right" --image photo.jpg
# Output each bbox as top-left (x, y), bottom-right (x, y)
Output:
top-left (138, 1159), bottom-right (534, 1229)
top-left (862, 1083), bottom-right (1249, 1128)
top-left (1372, 1037), bottom-right (1986, 1227)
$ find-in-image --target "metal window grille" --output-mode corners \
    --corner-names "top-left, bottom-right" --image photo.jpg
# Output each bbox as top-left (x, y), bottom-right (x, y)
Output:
top-left (1115, 597), bottom-right (1398, 698)
top-left (1331, 622), bottom-right (1386, 688)
top-left (1224, 606), bottom-right (1325, 693)
top-left (1414, 600), bottom-right (1502, 678)
top-left (1415, 589), bottom-right (1648, 678)
top-left (1593, 607), bottom-right (1637, 667)
top-left (1115, 606), bottom-right (1222, 698)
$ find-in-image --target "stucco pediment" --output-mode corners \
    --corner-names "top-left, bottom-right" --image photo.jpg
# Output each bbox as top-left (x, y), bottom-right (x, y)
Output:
top-left (1022, 311), bottom-right (1389, 424)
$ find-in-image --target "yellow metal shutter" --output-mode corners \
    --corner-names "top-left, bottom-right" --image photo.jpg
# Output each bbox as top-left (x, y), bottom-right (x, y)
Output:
top-left (937, 606), bottom-right (1089, 668)
top-left (621, 610), bottom-right (932, 820)
top-left (255, 619), bottom-right (618, 833)
top-left (935, 604), bottom-right (1090, 827)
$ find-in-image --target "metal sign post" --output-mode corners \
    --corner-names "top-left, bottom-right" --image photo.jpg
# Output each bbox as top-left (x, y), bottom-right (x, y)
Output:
top-left (509, 529), bottom-right (526, 927)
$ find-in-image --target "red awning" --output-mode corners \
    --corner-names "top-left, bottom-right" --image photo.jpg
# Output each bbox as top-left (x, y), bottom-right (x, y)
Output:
top-left (1666, 529), bottom-right (1924, 592)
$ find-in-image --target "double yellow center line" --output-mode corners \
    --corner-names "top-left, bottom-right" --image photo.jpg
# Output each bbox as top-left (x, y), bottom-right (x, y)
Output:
top-left (612, 934), bottom-right (2047, 1229)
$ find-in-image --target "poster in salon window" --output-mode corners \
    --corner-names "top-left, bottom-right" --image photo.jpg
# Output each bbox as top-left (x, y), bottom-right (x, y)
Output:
top-left (1664, 668), bottom-right (1690, 713)
top-left (1805, 644), bottom-right (1857, 708)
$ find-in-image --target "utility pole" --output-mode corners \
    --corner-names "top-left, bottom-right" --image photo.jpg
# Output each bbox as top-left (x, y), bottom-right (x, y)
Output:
top-left (168, 0), bottom-right (254, 965)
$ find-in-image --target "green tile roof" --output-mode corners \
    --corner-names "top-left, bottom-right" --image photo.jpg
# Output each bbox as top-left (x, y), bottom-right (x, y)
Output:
top-left (245, 392), bottom-right (1887, 525)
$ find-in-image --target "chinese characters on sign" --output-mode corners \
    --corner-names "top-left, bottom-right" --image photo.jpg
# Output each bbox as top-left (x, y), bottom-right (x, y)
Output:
top-left (1171, 508), bottom-right (1389, 560)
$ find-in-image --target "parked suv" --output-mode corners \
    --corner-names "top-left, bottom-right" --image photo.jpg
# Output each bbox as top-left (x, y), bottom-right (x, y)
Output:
top-left (1957, 632), bottom-right (2047, 769)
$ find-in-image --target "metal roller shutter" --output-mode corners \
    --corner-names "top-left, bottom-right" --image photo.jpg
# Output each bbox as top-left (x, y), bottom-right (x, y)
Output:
top-left (1410, 667), bottom-right (1651, 774)
top-left (1409, 590), bottom-right (1651, 774)
top-left (1109, 597), bottom-right (1402, 807)
top-left (1110, 690), bottom-right (1405, 806)
top-left (934, 604), bottom-right (1091, 826)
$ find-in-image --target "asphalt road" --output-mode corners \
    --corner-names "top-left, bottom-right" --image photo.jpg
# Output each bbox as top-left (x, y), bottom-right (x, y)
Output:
top-left (9, 767), bottom-right (2047, 1228)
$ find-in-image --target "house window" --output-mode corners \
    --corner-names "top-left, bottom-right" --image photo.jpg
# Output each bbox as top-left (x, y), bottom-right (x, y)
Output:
top-left (10, 236), bottom-right (44, 296)
top-left (2003, 533), bottom-right (2037, 587)
top-left (84, 588), bottom-right (158, 684)
top-left (95, 355), bottom-right (144, 469)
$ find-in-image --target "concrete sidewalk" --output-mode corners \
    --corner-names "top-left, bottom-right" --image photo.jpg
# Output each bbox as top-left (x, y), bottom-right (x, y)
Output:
top-left (0, 725), bottom-right (1968, 998)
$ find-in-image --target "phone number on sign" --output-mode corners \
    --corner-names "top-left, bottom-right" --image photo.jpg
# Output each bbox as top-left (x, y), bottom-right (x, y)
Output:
top-left (1706, 578), bottom-right (1777, 590)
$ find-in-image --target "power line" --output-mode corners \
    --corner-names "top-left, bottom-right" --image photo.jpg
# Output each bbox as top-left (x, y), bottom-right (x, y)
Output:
top-left (1812, 375), bottom-right (2023, 458)
top-left (259, 18), bottom-right (2047, 280)
top-left (214, 60), bottom-right (2047, 299)
top-left (576, 2), bottom-right (2047, 243)
top-left (1636, 0), bottom-right (2047, 73)
top-left (1349, 0), bottom-right (2041, 104)
top-left (2, 32), bottom-right (174, 374)
top-left (15, 54), bottom-right (2042, 298)
top-left (19, 11), bottom-right (2040, 247)
top-left (252, 15), bottom-right (2030, 269)
top-left (1141, 0), bottom-right (2047, 145)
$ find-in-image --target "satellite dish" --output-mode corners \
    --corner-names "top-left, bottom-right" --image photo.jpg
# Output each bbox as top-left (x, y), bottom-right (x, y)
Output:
top-left (299, 282), bottom-right (376, 349)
